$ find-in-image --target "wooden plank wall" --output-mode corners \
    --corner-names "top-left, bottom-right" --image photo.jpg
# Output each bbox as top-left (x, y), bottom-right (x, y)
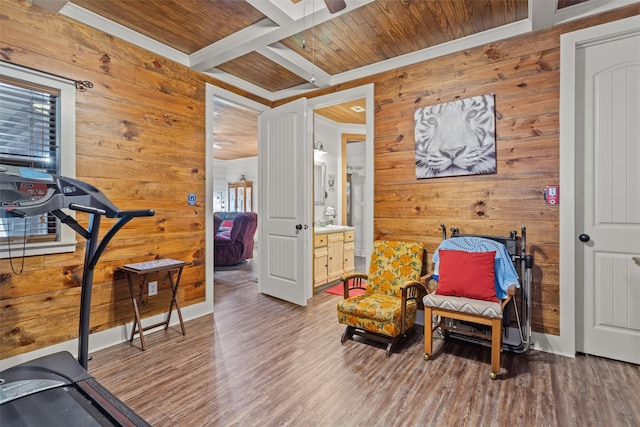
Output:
top-left (284, 4), bottom-right (639, 336)
top-left (1, 1), bottom-right (638, 360)
top-left (370, 5), bottom-right (638, 336)
top-left (0, 0), bottom-right (267, 360)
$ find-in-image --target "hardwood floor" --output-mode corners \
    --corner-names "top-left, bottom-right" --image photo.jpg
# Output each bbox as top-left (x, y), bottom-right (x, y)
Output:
top-left (90, 260), bottom-right (640, 426)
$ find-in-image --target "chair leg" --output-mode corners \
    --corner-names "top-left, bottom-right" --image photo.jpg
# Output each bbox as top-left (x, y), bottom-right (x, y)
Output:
top-left (386, 334), bottom-right (404, 357)
top-left (490, 318), bottom-right (502, 380)
top-left (341, 326), bottom-right (354, 344)
top-left (386, 341), bottom-right (393, 357)
top-left (423, 307), bottom-right (433, 360)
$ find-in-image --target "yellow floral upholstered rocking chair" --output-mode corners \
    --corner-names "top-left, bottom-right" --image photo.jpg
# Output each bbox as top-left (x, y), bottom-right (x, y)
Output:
top-left (337, 240), bottom-right (426, 357)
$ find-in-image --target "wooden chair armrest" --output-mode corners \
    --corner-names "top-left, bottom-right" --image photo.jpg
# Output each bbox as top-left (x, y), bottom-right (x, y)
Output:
top-left (398, 281), bottom-right (424, 335)
top-left (500, 284), bottom-right (518, 309)
top-left (341, 273), bottom-right (368, 282)
top-left (418, 274), bottom-right (431, 287)
top-left (340, 273), bottom-right (368, 299)
top-left (420, 274), bottom-right (438, 294)
top-left (400, 281), bottom-right (424, 305)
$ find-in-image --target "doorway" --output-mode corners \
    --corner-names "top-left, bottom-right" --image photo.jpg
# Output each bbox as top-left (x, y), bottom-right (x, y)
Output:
top-left (257, 85), bottom-right (374, 305)
top-left (206, 84), bottom-right (374, 307)
top-left (574, 23), bottom-right (640, 364)
top-left (559, 15), bottom-right (640, 363)
top-left (205, 84), bottom-right (268, 310)
top-left (309, 86), bottom-right (374, 297)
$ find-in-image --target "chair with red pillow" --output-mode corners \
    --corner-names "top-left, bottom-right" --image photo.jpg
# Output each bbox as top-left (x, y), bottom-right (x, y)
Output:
top-left (423, 225), bottom-right (533, 379)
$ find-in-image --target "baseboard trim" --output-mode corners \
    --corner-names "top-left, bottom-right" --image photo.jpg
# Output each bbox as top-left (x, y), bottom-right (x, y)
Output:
top-left (0, 301), bottom-right (213, 371)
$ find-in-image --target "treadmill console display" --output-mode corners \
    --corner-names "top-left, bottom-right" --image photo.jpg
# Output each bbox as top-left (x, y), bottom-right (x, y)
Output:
top-left (0, 164), bottom-right (118, 218)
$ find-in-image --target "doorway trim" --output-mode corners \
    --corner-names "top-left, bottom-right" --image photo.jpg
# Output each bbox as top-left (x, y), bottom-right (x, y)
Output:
top-left (557, 15), bottom-right (640, 358)
top-left (308, 84), bottom-right (375, 274)
top-left (205, 83), bottom-right (269, 309)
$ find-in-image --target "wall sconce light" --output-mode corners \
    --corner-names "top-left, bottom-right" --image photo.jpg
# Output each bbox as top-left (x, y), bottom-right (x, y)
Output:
top-left (314, 141), bottom-right (327, 155)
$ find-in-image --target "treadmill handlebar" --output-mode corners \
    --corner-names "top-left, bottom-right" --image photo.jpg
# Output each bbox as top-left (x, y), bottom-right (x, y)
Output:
top-left (69, 204), bottom-right (155, 219)
top-left (69, 203), bottom-right (107, 216)
top-left (119, 209), bottom-right (155, 218)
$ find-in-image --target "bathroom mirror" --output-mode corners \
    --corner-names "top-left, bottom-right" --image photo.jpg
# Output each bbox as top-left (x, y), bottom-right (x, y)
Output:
top-left (314, 162), bottom-right (326, 204)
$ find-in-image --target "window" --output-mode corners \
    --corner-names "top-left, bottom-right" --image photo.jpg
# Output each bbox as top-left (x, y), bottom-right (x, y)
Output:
top-left (0, 62), bottom-right (76, 259)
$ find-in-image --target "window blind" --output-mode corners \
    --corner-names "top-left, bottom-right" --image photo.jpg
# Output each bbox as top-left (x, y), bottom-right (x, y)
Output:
top-left (0, 76), bottom-right (61, 240)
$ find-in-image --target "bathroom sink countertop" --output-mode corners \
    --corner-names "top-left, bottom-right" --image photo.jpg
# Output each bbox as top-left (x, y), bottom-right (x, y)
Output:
top-left (314, 225), bottom-right (355, 234)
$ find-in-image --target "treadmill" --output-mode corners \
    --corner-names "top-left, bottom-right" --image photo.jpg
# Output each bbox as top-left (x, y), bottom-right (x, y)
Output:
top-left (0, 165), bottom-right (153, 426)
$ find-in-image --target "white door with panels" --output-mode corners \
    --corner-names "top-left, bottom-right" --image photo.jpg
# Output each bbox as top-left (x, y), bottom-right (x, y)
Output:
top-left (576, 20), bottom-right (640, 364)
top-left (258, 98), bottom-right (311, 306)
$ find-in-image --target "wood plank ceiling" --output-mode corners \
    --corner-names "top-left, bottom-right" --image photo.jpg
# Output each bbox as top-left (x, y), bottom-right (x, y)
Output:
top-left (45, 0), bottom-right (592, 159)
top-left (70, 0), bottom-right (533, 95)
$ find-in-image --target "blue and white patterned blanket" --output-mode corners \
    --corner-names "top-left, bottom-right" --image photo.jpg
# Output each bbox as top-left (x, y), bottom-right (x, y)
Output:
top-left (432, 236), bottom-right (520, 300)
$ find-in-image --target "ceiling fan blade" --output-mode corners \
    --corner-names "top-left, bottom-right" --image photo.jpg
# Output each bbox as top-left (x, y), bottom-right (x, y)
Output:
top-left (324, 0), bottom-right (347, 14)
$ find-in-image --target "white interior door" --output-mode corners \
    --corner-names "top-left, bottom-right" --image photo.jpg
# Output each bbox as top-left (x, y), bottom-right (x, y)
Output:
top-left (258, 98), bottom-right (311, 306)
top-left (577, 25), bottom-right (640, 364)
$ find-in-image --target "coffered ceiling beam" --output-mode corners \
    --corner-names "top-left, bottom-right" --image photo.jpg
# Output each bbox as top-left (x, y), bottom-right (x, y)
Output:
top-left (529, 0), bottom-right (556, 31)
top-left (59, 2), bottom-right (189, 65)
top-left (31, 0), bottom-right (67, 12)
top-left (189, 0), bottom-right (373, 72)
top-left (244, 0), bottom-right (297, 26)
top-left (258, 42), bottom-right (331, 88)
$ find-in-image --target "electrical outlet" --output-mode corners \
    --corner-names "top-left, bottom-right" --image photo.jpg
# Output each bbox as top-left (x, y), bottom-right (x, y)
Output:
top-left (148, 281), bottom-right (158, 296)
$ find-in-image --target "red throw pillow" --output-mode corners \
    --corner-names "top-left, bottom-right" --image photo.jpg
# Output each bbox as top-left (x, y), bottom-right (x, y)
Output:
top-left (435, 250), bottom-right (498, 302)
top-left (221, 220), bottom-right (234, 228)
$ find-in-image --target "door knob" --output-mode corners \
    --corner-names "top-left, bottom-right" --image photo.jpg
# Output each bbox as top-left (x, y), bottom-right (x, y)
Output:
top-left (578, 233), bottom-right (590, 242)
top-left (295, 224), bottom-right (303, 231)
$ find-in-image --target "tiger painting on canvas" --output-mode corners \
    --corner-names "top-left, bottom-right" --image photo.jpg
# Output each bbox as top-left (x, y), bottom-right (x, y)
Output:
top-left (414, 94), bottom-right (497, 179)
